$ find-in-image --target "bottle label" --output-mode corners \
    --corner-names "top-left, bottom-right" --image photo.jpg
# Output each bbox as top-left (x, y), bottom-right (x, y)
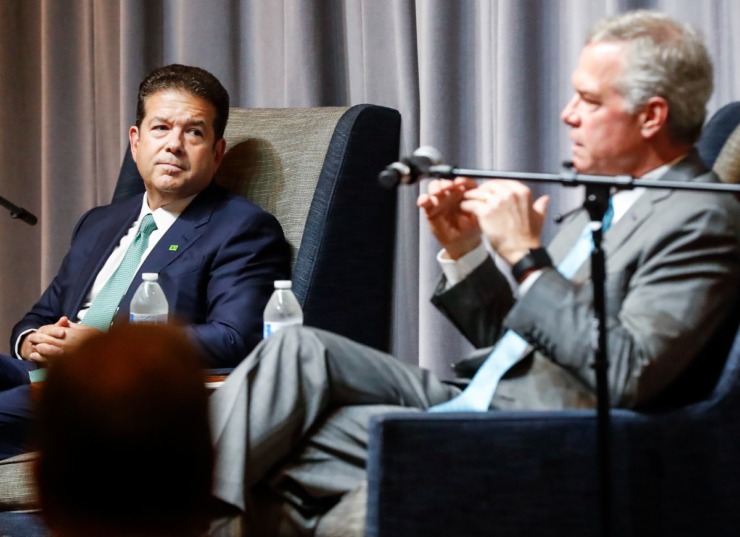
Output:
top-left (130, 313), bottom-right (168, 324)
top-left (263, 320), bottom-right (301, 338)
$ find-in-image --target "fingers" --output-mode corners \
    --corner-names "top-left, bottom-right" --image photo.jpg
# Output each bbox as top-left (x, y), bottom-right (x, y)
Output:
top-left (55, 316), bottom-right (72, 327)
top-left (27, 329), bottom-right (63, 345)
top-left (23, 319), bottom-right (76, 362)
top-left (466, 179), bottom-right (531, 202)
top-left (457, 180), bottom-right (546, 264)
top-left (65, 322), bottom-right (101, 338)
top-left (417, 178), bottom-right (478, 207)
top-left (24, 330), bottom-right (63, 363)
top-left (533, 194), bottom-right (550, 218)
top-left (460, 180), bottom-right (531, 219)
top-left (28, 342), bottom-right (66, 364)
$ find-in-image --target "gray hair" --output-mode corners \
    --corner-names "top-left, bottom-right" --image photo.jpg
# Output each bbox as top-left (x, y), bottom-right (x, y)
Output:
top-left (587, 10), bottom-right (713, 145)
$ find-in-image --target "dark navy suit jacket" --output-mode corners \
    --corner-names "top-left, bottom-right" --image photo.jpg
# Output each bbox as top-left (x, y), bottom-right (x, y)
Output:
top-left (10, 181), bottom-right (291, 368)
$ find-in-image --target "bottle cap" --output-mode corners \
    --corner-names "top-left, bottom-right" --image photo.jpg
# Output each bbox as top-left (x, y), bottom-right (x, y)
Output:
top-left (274, 280), bottom-right (292, 289)
top-left (142, 273), bottom-right (159, 281)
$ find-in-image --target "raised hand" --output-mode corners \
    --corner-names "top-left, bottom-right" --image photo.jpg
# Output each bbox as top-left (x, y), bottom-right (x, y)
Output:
top-left (460, 180), bottom-right (549, 265)
top-left (417, 177), bottom-right (482, 259)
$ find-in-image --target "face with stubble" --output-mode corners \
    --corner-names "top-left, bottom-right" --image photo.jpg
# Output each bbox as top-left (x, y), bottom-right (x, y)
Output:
top-left (129, 89), bottom-right (226, 210)
top-left (561, 41), bottom-right (650, 177)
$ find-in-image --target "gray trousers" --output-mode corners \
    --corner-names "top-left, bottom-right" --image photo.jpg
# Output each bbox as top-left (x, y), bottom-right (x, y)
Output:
top-left (208, 326), bottom-right (459, 535)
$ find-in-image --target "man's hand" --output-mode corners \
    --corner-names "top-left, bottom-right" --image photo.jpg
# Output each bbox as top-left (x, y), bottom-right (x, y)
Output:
top-left (460, 180), bottom-right (549, 265)
top-left (20, 316), bottom-right (101, 365)
top-left (417, 177), bottom-right (482, 259)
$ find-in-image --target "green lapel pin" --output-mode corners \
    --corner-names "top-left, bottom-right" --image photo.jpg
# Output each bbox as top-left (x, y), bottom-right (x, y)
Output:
top-left (169, 245), bottom-right (179, 251)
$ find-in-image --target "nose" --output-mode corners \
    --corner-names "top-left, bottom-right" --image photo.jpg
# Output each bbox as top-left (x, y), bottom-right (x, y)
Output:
top-left (561, 94), bottom-right (579, 126)
top-left (165, 130), bottom-right (184, 153)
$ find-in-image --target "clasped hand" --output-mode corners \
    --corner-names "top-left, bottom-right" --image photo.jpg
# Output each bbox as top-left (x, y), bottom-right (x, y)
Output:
top-left (20, 316), bottom-right (100, 364)
top-left (417, 177), bottom-right (549, 265)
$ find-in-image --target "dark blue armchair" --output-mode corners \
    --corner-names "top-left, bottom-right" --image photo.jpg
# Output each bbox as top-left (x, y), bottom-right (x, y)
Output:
top-left (367, 326), bottom-right (740, 537)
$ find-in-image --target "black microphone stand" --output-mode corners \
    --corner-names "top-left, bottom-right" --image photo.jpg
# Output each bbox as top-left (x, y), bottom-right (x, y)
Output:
top-left (419, 161), bottom-right (740, 537)
top-left (0, 195), bottom-right (37, 225)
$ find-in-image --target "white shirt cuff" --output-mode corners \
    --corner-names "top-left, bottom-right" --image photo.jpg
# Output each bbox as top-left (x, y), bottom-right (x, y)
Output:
top-left (14, 329), bottom-right (36, 359)
top-left (437, 242), bottom-right (489, 289)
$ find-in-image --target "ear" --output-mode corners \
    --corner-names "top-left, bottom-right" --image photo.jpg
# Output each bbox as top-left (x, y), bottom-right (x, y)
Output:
top-left (213, 138), bottom-right (227, 170)
top-left (639, 96), bottom-right (669, 139)
top-left (129, 126), bottom-right (140, 162)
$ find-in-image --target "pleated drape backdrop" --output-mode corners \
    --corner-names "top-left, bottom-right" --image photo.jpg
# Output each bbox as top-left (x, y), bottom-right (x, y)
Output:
top-left (1, 0), bottom-right (738, 378)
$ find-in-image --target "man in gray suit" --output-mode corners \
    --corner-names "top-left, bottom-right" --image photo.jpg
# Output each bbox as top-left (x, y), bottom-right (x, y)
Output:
top-left (209, 10), bottom-right (740, 535)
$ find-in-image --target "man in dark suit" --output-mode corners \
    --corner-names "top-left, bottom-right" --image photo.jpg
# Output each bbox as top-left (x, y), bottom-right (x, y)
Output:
top-left (0, 64), bottom-right (291, 459)
top-left (206, 11), bottom-right (739, 536)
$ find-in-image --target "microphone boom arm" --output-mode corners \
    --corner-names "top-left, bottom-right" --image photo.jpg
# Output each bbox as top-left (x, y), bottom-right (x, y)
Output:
top-left (427, 164), bottom-right (740, 195)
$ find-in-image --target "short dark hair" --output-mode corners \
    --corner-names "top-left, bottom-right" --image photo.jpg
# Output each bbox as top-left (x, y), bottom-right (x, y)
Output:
top-left (135, 64), bottom-right (230, 141)
top-left (35, 324), bottom-right (214, 537)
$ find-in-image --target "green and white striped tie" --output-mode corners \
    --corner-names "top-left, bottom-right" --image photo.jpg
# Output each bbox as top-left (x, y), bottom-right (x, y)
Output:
top-left (81, 213), bottom-right (157, 330)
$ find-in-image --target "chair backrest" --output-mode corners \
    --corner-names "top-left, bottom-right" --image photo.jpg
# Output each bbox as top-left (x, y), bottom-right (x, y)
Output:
top-left (642, 101), bottom-right (740, 410)
top-left (114, 104), bottom-right (401, 351)
top-left (698, 101), bottom-right (740, 182)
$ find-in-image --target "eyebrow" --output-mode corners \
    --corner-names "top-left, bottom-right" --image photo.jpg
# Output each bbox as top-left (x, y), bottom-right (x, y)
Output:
top-left (577, 89), bottom-right (599, 99)
top-left (148, 117), bottom-right (209, 128)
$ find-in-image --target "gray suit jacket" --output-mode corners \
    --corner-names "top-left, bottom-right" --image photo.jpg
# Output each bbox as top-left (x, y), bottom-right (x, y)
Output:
top-left (432, 152), bottom-right (740, 410)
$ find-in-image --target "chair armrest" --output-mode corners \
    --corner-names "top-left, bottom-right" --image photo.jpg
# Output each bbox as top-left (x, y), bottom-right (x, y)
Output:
top-left (0, 452), bottom-right (38, 510)
top-left (366, 411), bottom-right (605, 537)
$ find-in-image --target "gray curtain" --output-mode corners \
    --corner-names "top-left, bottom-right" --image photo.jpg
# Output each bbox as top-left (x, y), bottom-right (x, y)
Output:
top-left (1, 0), bottom-right (738, 377)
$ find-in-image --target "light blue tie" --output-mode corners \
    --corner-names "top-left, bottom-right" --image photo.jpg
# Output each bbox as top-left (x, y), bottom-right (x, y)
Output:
top-left (429, 200), bottom-right (613, 412)
top-left (81, 213), bottom-right (157, 331)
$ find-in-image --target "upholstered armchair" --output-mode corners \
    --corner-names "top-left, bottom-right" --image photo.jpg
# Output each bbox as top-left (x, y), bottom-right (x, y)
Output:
top-left (115, 104), bottom-right (401, 353)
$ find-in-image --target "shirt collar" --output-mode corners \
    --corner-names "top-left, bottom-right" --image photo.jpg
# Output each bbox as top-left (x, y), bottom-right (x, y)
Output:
top-left (637, 153), bottom-right (688, 180)
top-left (140, 193), bottom-right (197, 232)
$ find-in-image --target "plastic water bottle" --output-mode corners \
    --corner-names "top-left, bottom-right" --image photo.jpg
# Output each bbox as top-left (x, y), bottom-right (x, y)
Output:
top-left (263, 280), bottom-right (303, 338)
top-left (130, 273), bottom-right (169, 324)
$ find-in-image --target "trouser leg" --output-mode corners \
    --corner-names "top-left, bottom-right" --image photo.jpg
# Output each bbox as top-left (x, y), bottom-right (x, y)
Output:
top-left (245, 405), bottom-right (406, 537)
top-left (0, 354), bottom-right (34, 391)
top-left (0, 385), bottom-right (34, 460)
top-left (208, 326), bottom-right (458, 512)
top-left (0, 354), bottom-right (35, 460)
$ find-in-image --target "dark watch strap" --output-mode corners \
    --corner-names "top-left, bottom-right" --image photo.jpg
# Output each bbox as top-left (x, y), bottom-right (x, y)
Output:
top-left (511, 247), bottom-right (553, 283)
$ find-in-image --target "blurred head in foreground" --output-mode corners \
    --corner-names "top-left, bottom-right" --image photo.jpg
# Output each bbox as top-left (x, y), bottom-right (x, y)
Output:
top-left (34, 324), bottom-right (213, 537)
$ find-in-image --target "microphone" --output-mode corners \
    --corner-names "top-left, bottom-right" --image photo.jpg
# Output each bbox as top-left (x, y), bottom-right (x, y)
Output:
top-left (13, 209), bottom-right (37, 226)
top-left (378, 146), bottom-right (443, 188)
top-left (0, 196), bottom-right (37, 225)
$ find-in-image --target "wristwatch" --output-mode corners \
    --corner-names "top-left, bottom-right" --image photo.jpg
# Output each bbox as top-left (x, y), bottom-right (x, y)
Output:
top-left (511, 247), bottom-right (553, 283)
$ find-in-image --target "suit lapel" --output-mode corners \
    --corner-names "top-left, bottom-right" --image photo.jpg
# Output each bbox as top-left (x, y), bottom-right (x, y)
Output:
top-left (138, 182), bottom-right (223, 274)
top-left (604, 152), bottom-right (708, 256)
top-left (555, 152), bottom-right (709, 282)
top-left (118, 183), bottom-right (224, 309)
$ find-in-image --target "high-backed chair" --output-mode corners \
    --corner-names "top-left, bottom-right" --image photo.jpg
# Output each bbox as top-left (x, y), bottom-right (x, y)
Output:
top-left (115, 104), bottom-right (400, 352)
top-left (0, 103), bottom-right (401, 536)
top-left (366, 103), bottom-right (740, 537)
